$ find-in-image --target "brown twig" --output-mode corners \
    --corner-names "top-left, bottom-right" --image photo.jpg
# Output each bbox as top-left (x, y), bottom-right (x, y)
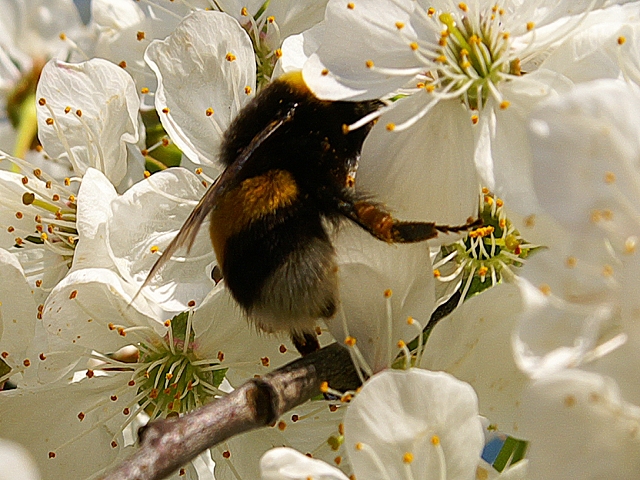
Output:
top-left (100, 342), bottom-right (361, 480)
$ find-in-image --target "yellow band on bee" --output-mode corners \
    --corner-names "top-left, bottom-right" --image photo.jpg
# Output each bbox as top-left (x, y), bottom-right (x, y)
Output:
top-left (278, 70), bottom-right (310, 95)
top-left (209, 169), bottom-right (299, 265)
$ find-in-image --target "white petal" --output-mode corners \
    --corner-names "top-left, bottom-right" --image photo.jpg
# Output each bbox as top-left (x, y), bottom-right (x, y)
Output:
top-left (303, 0), bottom-right (419, 101)
top-left (345, 368), bottom-right (483, 480)
top-left (260, 447), bottom-right (348, 480)
top-left (191, 285), bottom-right (300, 385)
top-left (485, 69), bottom-right (573, 216)
top-left (73, 168), bottom-right (118, 270)
top-left (514, 274), bottom-right (612, 378)
top-left (331, 225), bottom-right (435, 372)
top-left (275, 23), bottom-right (325, 76)
top-left (264, 0), bottom-right (328, 40)
top-left (91, 0), bottom-right (145, 30)
top-left (519, 369), bottom-right (640, 479)
top-left (0, 439), bottom-right (41, 480)
top-left (528, 79), bottom-right (640, 233)
top-left (42, 268), bottom-right (162, 353)
top-left (106, 168), bottom-right (215, 312)
top-left (213, 428), bottom-right (287, 480)
top-left (0, 249), bottom-right (37, 369)
top-left (421, 283), bottom-right (529, 435)
top-left (0, 375), bottom-right (135, 479)
top-left (358, 97), bottom-right (478, 231)
top-left (144, 10), bottom-right (256, 166)
top-left (2, 0), bottom-right (83, 59)
top-left (36, 58), bottom-right (140, 185)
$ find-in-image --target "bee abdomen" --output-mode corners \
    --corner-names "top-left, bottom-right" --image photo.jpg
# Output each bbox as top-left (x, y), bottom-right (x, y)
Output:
top-left (223, 209), bottom-right (338, 321)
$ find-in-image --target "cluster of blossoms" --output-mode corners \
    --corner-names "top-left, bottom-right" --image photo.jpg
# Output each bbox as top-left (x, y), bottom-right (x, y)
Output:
top-left (1, 0), bottom-right (640, 479)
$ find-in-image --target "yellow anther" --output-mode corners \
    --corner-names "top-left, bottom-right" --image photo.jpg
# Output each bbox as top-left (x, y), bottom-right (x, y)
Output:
top-left (604, 171), bottom-right (616, 184)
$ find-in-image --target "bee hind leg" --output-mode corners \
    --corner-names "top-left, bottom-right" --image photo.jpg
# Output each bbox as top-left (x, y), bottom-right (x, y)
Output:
top-left (338, 198), bottom-right (481, 243)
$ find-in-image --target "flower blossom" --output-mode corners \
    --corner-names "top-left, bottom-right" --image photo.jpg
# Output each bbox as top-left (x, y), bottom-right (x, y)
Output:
top-left (260, 368), bottom-right (484, 480)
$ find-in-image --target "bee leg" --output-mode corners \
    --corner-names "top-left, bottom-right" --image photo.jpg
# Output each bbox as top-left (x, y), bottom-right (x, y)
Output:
top-left (291, 331), bottom-right (320, 356)
top-left (338, 199), bottom-right (481, 243)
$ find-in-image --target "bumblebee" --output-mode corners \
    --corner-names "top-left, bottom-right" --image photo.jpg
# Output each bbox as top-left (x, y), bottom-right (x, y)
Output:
top-left (146, 71), bottom-right (478, 355)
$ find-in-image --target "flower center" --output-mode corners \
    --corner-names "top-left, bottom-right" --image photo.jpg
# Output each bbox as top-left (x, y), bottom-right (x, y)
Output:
top-left (433, 189), bottom-right (538, 304)
top-left (415, 4), bottom-right (522, 111)
top-left (239, 6), bottom-right (283, 89)
top-left (135, 311), bottom-right (226, 417)
top-left (1, 154), bottom-right (78, 260)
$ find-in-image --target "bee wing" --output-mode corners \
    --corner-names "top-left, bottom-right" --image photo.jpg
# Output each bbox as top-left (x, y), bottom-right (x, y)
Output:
top-left (133, 107), bottom-right (296, 301)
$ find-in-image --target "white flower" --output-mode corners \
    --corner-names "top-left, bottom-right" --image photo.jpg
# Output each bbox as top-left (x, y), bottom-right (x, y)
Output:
top-left (421, 283), bottom-right (529, 436)
top-left (515, 79), bottom-right (640, 385)
top-left (145, 10), bottom-right (256, 168)
top-left (35, 57), bottom-right (143, 188)
top-left (0, 58), bottom-right (146, 300)
top-left (0, 0), bottom-right (83, 64)
top-left (260, 368), bottom-right (484, 480)
top-left (0, 248), bottom-right (38, 386)
top-left (301, 0), bottom-right (640, 216)
top-left (73, 167), bottom-right (214, 316)
top-left (0, 0), bottom-right (88, 157)
top-left (331, 225), bottom-right (435, 373)
top-left (519, 369), bottom-right (640, 479)
top-left (510, 77), bottom-right (640, 480)
top-left (89, 0), bottom-right (212, 108)
top-left (2, 256), bottom-right (298, 478)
